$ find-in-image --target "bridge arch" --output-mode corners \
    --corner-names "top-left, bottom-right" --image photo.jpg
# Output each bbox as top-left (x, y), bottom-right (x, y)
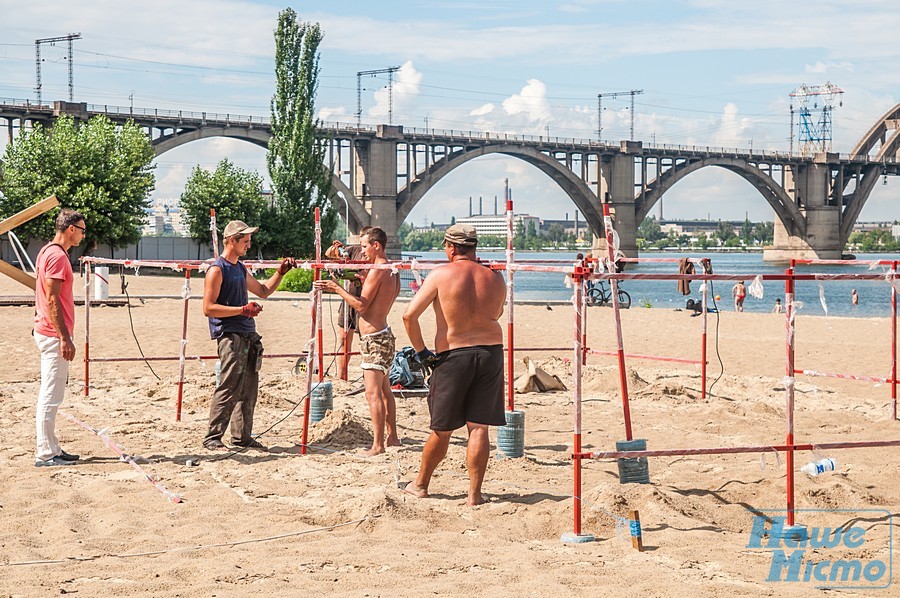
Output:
top-left (637, 157), bottom-right (807, 237)
top-left (150, 127), bottom-right (368, 232)
top-left (396, 144), bottom-right (602, 234)
top-left (839, 103), bottom-right (900, 242)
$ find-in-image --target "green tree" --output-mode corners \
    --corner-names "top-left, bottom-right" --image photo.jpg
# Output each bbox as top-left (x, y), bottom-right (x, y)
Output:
top-left (180, 159), bottom-right (267, 244)
top-left (740, 217), bottom-right (753, 243)
top-left (0, 115), bottom-right (154, 251)
top-left (638, 216), bottom-right (664, 242)
top-left (547, 223), bottom-right (566, 246)
top-left (753, 221), bottom-right (774, 245)
top-left (715, 221), bottom-right (735, 243)
top-left (264, 9), bottom-right (333, 258)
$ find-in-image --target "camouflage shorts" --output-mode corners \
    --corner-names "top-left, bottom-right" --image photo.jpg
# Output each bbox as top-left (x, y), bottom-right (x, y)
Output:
top-left (359, 327), bottom-right (395, 373)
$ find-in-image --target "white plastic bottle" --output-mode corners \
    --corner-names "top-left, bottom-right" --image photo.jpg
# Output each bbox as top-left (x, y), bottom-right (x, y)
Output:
top-left (215, 360), bottom-right (222, 387)
top-left (800, 457), bottom-right (838, 476)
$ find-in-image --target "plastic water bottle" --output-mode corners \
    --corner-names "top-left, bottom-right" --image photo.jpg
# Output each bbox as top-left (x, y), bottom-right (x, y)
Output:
top-left (215, 360), bottom-right (221, 387)
top-left (800, 457), bottom-right (838, 476)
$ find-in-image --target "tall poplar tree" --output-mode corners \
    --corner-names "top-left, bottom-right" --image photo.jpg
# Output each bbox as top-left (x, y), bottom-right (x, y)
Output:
top-left (264, 9), bottom-right (335, 258)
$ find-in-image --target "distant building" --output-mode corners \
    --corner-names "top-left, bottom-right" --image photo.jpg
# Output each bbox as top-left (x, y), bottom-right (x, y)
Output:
top-left (458, 213), bottom-right (541, 237)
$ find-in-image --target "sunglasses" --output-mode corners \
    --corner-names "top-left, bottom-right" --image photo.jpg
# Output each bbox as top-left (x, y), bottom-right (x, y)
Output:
top-left (71, 223), bottom-right (86, 233)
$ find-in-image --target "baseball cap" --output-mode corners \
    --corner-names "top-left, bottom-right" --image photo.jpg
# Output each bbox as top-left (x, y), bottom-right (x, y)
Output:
top-left (223, 220), bottom-right (259, 238)
top-left (443, 223), bottom-right (478, 247)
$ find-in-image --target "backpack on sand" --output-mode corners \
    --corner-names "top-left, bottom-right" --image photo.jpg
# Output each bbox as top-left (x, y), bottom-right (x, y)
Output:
top-left (389, 346), bottom-right (427, 389)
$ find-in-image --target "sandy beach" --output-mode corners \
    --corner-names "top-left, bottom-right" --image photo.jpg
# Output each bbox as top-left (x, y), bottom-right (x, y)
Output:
top-left (1, 271), bottom-right (897, 597)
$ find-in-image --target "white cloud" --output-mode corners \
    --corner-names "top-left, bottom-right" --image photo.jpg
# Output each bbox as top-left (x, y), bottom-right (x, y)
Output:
top-left (369, 61), bottom-right (422, 120)
top-left (502, 79), bottom-right (551, 122)
top-left (470, 103), bottom-right (495, 116)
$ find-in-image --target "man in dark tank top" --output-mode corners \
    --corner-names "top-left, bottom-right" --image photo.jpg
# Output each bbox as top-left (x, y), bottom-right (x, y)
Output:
top-left (201, 220), bottom-right (295, 451)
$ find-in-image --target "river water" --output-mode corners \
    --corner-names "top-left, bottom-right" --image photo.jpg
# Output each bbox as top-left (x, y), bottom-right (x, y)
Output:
top-left (402, 250), bottom-right (900, 318)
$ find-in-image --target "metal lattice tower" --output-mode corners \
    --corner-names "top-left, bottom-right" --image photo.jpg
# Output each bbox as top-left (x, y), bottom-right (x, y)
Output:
top-left (789, 82), bottom-right (843, 157)
top-left (597, 89), bottom-right (643, 141)
top-left (35, 33), bottom-right (82, 104)
top-left (356, 66), bottom-right (400, 128)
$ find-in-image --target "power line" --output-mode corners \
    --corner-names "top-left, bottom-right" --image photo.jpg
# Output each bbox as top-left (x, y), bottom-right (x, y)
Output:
top-left (35, 33), bottom-right (81, 103)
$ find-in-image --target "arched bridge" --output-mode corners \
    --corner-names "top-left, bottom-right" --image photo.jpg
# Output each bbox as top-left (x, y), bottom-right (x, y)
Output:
top-left (2, 97), bottom-right (899, 260)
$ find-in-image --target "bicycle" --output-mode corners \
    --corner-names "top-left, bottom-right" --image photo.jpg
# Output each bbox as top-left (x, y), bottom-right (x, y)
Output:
top-left (585, 280), bottom-right (631, 309)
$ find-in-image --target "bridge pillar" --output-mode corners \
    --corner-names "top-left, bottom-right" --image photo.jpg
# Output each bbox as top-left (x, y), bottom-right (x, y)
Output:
top-left (764, 156), bottom-right (843, 261)
top-left (353, 125), bottom-right (402, 253)
top-left (592, 147), bottom-right (639, 258)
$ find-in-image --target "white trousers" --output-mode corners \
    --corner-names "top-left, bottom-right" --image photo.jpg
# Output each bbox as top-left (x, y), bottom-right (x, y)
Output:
top-left (34, 332), bottom-right (69, 461)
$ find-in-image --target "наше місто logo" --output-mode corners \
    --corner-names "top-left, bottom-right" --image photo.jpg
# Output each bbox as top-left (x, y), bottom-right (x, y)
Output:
top-left (747, 509), bottom-right (892, 589)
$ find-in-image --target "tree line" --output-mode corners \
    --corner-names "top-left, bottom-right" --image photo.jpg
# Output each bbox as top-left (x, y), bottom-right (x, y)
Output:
top-left (637, 216), bottom-right (774, 250)
top-left (0, 8), bottom-right (333, 259)
top-left (398, 220), bottom-right (592, 251)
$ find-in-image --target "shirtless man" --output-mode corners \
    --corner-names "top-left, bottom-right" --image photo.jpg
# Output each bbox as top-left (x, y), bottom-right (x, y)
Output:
top-left (314, 227), bottom-right (400, 455)
top-left (400, 223), bottom-right (507, 506)
top-left (732, 280), bottom-right (747, 312)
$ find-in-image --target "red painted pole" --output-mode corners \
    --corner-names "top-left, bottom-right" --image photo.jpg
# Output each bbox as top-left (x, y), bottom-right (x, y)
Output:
top-left (785, 264), bottom-right (796, 527)
top-left (893, 262), bottom-right (897, 421)
top-left (315, 208), bottom-right (324, 383)
top-left (572, 269), bottom-right (585, 536)
top-left (701, 273), bottom-right (708, 400)
top-left (175, 269), bottom-right (191, 422)
top-left (506, 191), bottom-right (515, 412)
top-left (602, 204), bottom-right (632, 440)
top-left (83, 262), bottom-right (91, 397)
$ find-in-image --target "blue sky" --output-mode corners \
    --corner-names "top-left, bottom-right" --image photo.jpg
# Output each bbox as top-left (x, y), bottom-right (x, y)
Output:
top-left (1, 0), bottom-right (899, 225)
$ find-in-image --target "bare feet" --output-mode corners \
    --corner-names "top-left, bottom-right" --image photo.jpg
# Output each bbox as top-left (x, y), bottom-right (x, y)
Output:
top-left (467, 493), bottom-right (486, 506)
top-left (400, 481), bottom-right (428, 499)
top-left (386, 436), bottom-right (402, 448)
top-left (363, 445), bottom-right (385, 457)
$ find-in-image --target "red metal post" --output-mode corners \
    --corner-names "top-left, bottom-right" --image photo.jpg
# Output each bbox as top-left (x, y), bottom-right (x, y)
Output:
top-left (785, 264), bottom-right (796, 527)
top-left (506, 192), bottom-right (515, 412)
top-left (175, 269), bottom-right (191, 422)
top-left (893, 262), bottom-right (897, 421)
top-left (83, 262), bottom-right (91, 397)
top-left (602, 204), bottom-right (633, 440)
top-left (315, 208), bottom-right (324, 383)
top-left (701, 273), bottom-right (708, 400)
top-left (572, 268), bottom-right (585, 535)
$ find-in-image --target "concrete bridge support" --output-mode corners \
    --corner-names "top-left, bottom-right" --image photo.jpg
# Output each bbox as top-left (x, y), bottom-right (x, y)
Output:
top-left (352, 126), bottom-right (403, 253)
top-left (592, 146), bottom-right (639, 258)
top-left (765, 154), bottom-right (843, 261)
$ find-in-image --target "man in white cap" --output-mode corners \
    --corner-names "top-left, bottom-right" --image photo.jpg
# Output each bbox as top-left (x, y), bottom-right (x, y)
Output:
top-left (401, 223), bottom-right (507, 505)
top-left (202, 220), bottom-right (295, 451)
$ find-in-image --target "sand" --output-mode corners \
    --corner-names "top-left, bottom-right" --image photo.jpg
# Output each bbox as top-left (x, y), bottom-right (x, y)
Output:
top-left (1, 271), bottom-right (897, 596)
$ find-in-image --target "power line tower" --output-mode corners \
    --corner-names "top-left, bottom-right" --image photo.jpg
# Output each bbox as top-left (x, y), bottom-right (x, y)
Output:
top-left (356, 66), bottom-right (401, 128)
top-left (597, 89), bottom-right (643, 141)
top-left (789, 82), bottom-right (843, 157)
top-left (35, 33), bottom-right (82, 104)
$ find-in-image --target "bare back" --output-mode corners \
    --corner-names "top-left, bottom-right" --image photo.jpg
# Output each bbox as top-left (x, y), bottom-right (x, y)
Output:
top-left (357, 267), bottom-right (401, 334)
top-left (428, 260), bottom-right (506, 351)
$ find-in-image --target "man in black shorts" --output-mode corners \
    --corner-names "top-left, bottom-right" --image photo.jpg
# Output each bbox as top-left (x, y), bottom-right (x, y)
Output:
top-left (325, 227), bottom-right (370, 379)
top-left (400, 223), bottom-right (507, 505)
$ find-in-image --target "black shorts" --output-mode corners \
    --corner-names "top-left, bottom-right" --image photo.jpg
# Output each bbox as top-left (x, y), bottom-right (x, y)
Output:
top-left (427, 344), bottom-right (506, 431)
top-left (337, 302), bottom-right (358, 330)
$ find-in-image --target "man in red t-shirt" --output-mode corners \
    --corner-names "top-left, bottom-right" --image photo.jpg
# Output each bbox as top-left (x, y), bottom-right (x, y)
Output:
top-left (33, 208), bottom-right (85, 467)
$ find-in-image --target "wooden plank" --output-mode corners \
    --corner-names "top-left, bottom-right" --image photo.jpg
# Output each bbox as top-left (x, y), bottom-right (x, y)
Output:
top-left (0, 195), bottom-right (59, 236)
top-left (0, 259), bottom-right (36, 290)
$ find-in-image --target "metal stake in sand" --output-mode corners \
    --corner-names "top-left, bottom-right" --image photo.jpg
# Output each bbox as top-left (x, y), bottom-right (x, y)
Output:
top-left (301, 208), bottom-right (323, 455)
top-left (316, 207), bottom-right (325, 384)
top-left (701, 273), bottom-right (709, 400)
top-left (561, 264), bottom-right (595, 544)
top-left (209, 208), bottom-right (219, 258)
top-left (782, 263), bottom-right (805, 540)
top-left (890, 260), bottom-right (899, 418)
top-left (83, 261), bottom-right (91, 397)
top-left (602, 204), bottom-right (633, 441)
top-left (175, 269), bottom-right (191, 422)
top-left (497, 186), bottom-right (526, 458)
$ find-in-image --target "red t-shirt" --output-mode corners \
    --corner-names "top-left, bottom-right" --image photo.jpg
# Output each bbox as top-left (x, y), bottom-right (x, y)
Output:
top-left (34, 244), bottom-right (75, 338)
